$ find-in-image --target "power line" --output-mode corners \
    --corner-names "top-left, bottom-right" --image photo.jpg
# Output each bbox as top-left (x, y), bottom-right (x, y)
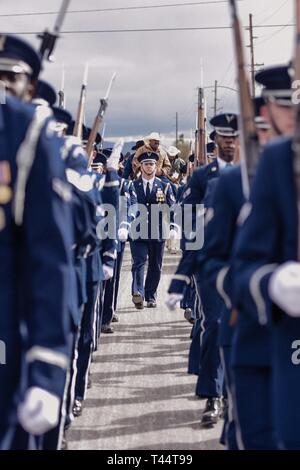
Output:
top-left (4, 24), bottom-right (297, 35)
top-left (0, 1), bottom-right (243, 18)
top-left (255, 0), bottom-right (290, 27)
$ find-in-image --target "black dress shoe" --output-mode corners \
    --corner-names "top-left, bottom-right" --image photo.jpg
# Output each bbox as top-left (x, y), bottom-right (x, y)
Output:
top-left (201, 398), bottom-right (222, 427)
top-left (101, 325), bottom-right (114, 334)
top-left (72, 399), bottom-right (83, 418)
top-left (132, 293), bottom-right (144, 309)
top-left (112, 314), bottom-right (119, 323)
top-left (147, 301), bottom-right (157, 308)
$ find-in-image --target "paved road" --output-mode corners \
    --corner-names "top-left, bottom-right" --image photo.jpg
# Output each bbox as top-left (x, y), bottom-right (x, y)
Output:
top-left (67, 248), bottom-right (223, 450)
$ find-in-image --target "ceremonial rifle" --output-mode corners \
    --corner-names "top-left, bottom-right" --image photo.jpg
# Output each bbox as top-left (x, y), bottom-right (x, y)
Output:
top-left (293, 0), bottom-right (300, 259)
top-left (86, 73), bottom-right (117, 167)
top-left (197, 87), bottom-right (207, 166)
top-left (58, 65), bottom-right (65, 108)
top-left (38, 0), bottom-right (71, 63)
top-left (228, 0), bottom-right (259, 200)
top-left (73, 63), bottom-right (89, 139)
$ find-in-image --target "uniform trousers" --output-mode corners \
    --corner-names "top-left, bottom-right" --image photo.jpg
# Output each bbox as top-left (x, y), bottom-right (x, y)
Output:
top-left (232, 366), bottom-right (277, 450)
top-left (130, 240), bottom-right (165, 302)
top-left (75, 281), bottom-right (99, 401)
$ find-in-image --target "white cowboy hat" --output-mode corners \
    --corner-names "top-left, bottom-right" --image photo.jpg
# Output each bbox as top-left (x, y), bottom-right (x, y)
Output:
top-left (146, 132), bottom-right (161, 141)
top-left (167, 146), bottom-right (181, 157)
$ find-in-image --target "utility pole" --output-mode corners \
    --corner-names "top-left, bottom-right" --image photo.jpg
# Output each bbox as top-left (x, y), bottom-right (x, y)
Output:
top-left (175, 112), bottom-right (179, 146)
top-left (249, 14), bottom-right (255, 97)
top-left (213, 80), bottom-right (218, 115)
top-left (248, 14), bottom-right (264, 97)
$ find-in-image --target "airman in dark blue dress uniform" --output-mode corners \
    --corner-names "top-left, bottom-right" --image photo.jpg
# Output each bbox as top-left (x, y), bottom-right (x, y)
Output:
top-left (130, 151), bottom-right (175, 309)
top-left (167, 113), bottom-right (239, 426)
top-left (232, 64), bottom-right (299, 449)
top-left (0, 34), bottom-right (74, 450)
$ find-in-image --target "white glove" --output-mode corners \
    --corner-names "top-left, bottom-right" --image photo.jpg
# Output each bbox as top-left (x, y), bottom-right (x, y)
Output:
top-left (18, 387), bottom-right (60, 436)
top-left (102, 264), bottom-right (114, 280)
top-left (165, 293), bottom-right (184, 311)
top-left (269, 261), bottom-right (300, 317)
top-left (169, 229), bottom-right (179, 240)
top-left (107, 138), bottom-right (124, 171)
top-left (169, 224), bottom-right (181, 240)
top-left (118, 227), bottom-right (129, 242)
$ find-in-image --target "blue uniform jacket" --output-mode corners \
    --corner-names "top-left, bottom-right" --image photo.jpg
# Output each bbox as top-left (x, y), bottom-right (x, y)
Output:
top-left (130, 177), bottom-right (175, 242)
top-left (168, 162), bottom-right (220, 295)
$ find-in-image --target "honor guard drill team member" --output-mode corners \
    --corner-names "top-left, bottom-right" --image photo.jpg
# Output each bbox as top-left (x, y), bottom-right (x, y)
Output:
top-left (130, 151), bottom-right (175, 309)
top-left (232, 64), bottom-right (300, 450)
top-left (20, 72), bottom-right (100, 450)
top-left (73, 143), bottom-right (120, 418)
top-left (167, 113), bottom-right (239, 427)
top-left (132, 132), bottom-right (171, 179)
top-left (0, 34), bottom-right (74, 450)
top-left (101, 170), bottom-right (137, 334)
top-left (200, 94), bottom-right (274, 449)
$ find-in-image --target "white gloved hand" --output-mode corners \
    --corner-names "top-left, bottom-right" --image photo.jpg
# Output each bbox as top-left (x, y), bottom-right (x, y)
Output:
top-left (118, 227), bottom-right (129, 242)
top-left (165, 293), bottom-right (184, 311)
top-left (18, 387), bottom-right (60, 436)
top-left (169, 229), bottom-right (179, 240)
top-left (107, 138), bottom-right (124, 171)
top-left (102, 264), bottom-right (114, 280)
top-left (269, 261), bottom-right (300, 317)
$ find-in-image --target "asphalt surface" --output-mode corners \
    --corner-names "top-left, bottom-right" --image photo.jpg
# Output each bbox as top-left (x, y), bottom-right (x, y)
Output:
top-left (67, 248), bottom-right (223, 450)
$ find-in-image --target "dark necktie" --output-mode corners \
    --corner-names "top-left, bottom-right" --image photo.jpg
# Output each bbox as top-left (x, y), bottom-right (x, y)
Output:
top-left (146, 182), bottom-right (151, 201)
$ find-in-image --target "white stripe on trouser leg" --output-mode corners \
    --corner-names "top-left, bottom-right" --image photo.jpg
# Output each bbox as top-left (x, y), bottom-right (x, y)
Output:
top-left (68, 328), bottom-right (81, 421)
top-left (57, 369), bottom-right (70, 450)
top-left (194, 280), bottom-right (205, 347)
top-left (220, 347), bottom-right (236, 450)
top-left (83, 285), bottom-right (100, 401)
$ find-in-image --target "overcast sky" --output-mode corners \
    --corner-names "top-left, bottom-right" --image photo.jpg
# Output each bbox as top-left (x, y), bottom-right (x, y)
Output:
top-left (0, 0), bottom-right (294, 142)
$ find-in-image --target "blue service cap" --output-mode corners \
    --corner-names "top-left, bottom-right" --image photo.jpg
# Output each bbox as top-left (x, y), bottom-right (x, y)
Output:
top-left (84, 127), bottom-right (102, 145)
top-left (137, 152), bottom-right (159, 164)
top-left (0, 34), bottom-right (41, 79)
top-left (132, 140), bottom-right (144, 151)
top-left (66, 120), bottom-right (88, 137)
top-left (52, 106), bottom-right (72, 127)
top-left (92, 152), bottom-right (107, 166)
top-left (35, 80), bottom-right (57, 106)
top-left (210, 113), bottom-right (239, 137)
top-left (255, 64), bottom-right (293, 105)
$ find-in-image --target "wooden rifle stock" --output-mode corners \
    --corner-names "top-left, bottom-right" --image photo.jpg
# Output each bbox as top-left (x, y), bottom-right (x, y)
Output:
top-left (73, 64), bottom-right (88, 139)
top-left (86, 73), bottom-right (116, 168)
top-left (229, 0), bottom-right (259, 200)
top-left (86, 99), bottom-right (107, 167)
top-left (293, 0), bottom-right (300, 259)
